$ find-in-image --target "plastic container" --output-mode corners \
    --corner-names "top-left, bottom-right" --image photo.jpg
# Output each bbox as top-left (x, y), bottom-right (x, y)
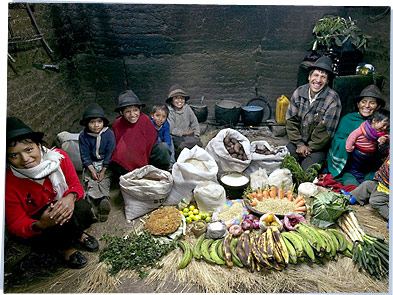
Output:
top-left (219, 171), bottom-right (250, 200)
top-left (241, 106), bottom-right (263, 126)
top-left (275, 95), bottom-right (290, 125)
top-left (215, 100), bottom-right (241, 126)
top-left (190, 104), bottom-right (208, 123)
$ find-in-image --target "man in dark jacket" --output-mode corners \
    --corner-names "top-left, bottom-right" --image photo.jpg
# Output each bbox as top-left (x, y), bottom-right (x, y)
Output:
top-left (285, 56), bottom-right (342, 170)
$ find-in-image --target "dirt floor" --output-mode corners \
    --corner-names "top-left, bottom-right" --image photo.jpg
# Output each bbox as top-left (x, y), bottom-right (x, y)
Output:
top-left (2, 123), bottom-right (389, 293)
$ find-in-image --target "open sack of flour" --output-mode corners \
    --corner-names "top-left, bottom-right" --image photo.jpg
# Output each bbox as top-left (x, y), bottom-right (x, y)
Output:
top-left (193, 181), bottom-right (226, 215)
top-left (244, 140), bottom-right (289, 175)
top-left (205, 128), bottom-right (251, 174)
top-left (164, 145), bottom-right (218, 206)
top-left (120, 165), bottom-right (173, 221)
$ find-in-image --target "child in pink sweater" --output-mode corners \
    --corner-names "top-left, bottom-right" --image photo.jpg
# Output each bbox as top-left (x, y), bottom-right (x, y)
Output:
top-left (346, 109), bottom-right (389, 183)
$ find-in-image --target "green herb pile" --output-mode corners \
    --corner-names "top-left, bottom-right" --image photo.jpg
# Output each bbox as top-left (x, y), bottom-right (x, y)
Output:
top-left (99, 231), bottom-right (176, 277)
top-left (281, 155), bottom-right (321, 189)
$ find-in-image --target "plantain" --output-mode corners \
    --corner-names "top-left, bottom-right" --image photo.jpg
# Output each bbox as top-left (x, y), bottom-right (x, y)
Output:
top-left (294, 223), bottom-right (322, 252)
top-left (236, 234), bottom-right (248, 267)
top-left (192, 233), bottom-right (206, 259)
top-left (281, 231), bottom-right (304, 257)
top-left (230, 237), bottom-right (244, 267)
top-left (201, 239), bottom-right (216, 264)
top-left (210, 239), bottom-right (225, 265)
top-left (242, 230), bottom-right (253, 267)
top-left (325, 230), bottom-right (340, 255)
top-left (318, 229), bottom-right (337, 258)
top-left (223, 233), bottom-right (233, 267)
top-left (177, 240), bottom-right (192, 269)
top-left (327, 228), bottom-right (347, 252)
top-left (271, 226), bottom-right (289, 265)
top-left (265, 227), bottom-right (275, 260)
top-left (302, 223), bottom-right (326, 253)
top-left (216, 238), bottom-right (225, 261)
top-left (282, 235), bottom-right (298, 264)
top-left (292, 231), bottom-right (315, 262)
top-left (273, 241), bottom-right (285, 264)
top-left (317, 229), bottom-right (331, 254)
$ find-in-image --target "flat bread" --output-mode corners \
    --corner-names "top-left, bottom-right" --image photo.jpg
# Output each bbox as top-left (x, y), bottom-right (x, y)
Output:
top-left (144, 206), bottom-right (182, 236)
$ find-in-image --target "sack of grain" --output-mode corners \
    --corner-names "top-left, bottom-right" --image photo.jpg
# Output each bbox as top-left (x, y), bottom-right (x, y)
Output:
top-left (194, 181), bottom-right (226, 215)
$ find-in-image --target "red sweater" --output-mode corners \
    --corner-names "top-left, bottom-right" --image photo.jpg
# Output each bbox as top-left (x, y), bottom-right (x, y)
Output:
top-left (111, 113), bottom-right (157, 172)
top-left (5, 149), bottom-right (84, 239)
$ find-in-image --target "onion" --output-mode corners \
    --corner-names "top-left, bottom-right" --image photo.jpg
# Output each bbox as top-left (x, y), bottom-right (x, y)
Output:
top-left (244, 214), bottom-right (256, 222)
top-left (252, 219), bottom-right (260, 229)
top-left (229, 224), bottom-right (243, 237)
top-left (241, 219), bottom-right (253, 231)
top-left (283, 213), bottom-right (306, 231)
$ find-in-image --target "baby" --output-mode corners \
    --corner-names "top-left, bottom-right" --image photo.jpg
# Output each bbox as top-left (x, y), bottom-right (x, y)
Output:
top-left (346, 109), bottom-right (389, 183)
top-left (79, 102), bottom-right (116, 222)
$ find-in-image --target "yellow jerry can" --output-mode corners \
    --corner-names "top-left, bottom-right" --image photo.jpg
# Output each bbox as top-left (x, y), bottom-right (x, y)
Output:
top-left (276, 95), bottom-right (290, 125)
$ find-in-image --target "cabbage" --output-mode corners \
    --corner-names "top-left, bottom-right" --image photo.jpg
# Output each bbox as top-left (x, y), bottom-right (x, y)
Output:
top-left (309, 191), bottom-right (352, 228)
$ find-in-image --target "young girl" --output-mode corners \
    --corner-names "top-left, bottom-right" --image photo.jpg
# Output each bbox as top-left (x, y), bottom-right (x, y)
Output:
top-left (79, 103), bottom-right (116, 222)
top-left (166, 84), bottom-right (202, 158)
top-left (150, 104), bottom-right (174, 169)
top-left (346, 109), bottom-right (390, 183)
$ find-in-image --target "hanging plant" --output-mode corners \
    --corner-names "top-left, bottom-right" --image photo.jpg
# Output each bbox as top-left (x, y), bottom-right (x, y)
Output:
top-left (311, 15), bottom-right (370, 52)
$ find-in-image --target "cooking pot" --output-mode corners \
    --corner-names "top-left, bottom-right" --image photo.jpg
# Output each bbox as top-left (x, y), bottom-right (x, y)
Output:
top-left (190, 104), bottom-right (208, 123)
top-left (215, 100), bottom-right (241, 126)
top-left (241, 106), bottom-right (263, 126)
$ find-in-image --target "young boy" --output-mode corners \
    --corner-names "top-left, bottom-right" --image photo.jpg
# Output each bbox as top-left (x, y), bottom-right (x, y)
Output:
top-left (349, 154), bottom-right (389, 227)
top-left (346, 109), bottom-right (390, 183)
top-left (166, 84), bottom-right (202, 158)
top-left (150, 105), bottom-right (175, 169)
top-left (110, 90), bottom-right (171, 175)
top-left (79, 102), bottom-right (116, 222)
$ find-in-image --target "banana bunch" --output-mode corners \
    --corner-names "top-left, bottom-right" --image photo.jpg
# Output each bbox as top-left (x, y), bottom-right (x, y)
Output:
top-left (280, 223), bottom-right (353, 265)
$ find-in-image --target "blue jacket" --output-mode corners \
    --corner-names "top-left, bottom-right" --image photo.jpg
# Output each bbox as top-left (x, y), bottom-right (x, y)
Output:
top-left (79, 127), bottom-right (116, 168)
top-left (151, 118), bottom-right (172, 148)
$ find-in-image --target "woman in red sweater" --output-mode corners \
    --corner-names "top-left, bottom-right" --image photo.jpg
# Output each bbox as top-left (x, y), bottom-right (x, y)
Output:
top-left (5, 117), bottom-right (98, 269)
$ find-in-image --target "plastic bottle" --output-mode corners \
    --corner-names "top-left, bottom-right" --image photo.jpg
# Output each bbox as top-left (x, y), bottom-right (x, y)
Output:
top-left (275, 95), bottom-right (290, 125)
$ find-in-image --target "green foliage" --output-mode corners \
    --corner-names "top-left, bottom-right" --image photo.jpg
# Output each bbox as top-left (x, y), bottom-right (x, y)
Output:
top-left (311, 15), bottom-right (370, 52)
top-left (281, 155), bottom-right (321, 189)
top-left (99, 231), bottom-right (176, 277)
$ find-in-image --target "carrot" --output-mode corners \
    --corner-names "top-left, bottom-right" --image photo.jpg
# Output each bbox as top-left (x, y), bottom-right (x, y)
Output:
top-left (294, 206), bottom-right (306, 211)
top-left (294, 195), bottom-right (304, 204)
top-left (263, 190), bottom-right (270, 199)
top-left (270, 186), bottom-right (277, 198)
top-left (250, 192), bottom-right (257, 199)
top-left (278, 188), bottom-right (285, 199)
top-left (257, 187), bottom-right (263, 194)
top-left (296, 200), bottom-right (305, 207)
top-left (250, 200), bottom-right (257, 206)
top-left (286, 190), bottom-right (293, 201)
top-left (256, 192), bottom-right (263, 201)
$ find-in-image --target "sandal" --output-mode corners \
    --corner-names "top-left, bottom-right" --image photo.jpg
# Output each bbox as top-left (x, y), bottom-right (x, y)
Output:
top-left (65, 251), bottom-right (87, 269)
top-left (78, 232), bottom-right (99, 252)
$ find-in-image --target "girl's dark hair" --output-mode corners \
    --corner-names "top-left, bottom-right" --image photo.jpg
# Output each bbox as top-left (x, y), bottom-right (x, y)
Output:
top-left (151, 104), bottom-right (169, 116)
top-left (368, 109), bottom-right (390, 123)
top-left (7, 133), bottom-right (45, 148)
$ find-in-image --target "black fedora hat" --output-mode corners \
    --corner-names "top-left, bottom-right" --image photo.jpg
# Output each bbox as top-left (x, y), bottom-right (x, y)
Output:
top-left (80, 103), bottom-right (109, 126)
top-left (115, 90), bottom-right (146, 113)
top-left (7, 117), bottom-right (44, 142)
top-left (352, 84), bottom-right (386, 109)
top-left (309, 55), bottom-right (334, 76)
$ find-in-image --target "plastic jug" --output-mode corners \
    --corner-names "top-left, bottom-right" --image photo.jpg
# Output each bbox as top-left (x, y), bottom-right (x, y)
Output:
top-left (275, 95), bottom-right (290, 125)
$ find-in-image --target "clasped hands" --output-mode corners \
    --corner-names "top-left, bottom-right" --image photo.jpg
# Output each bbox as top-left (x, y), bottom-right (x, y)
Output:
top-left (296, 145), bottom-right (311, 158)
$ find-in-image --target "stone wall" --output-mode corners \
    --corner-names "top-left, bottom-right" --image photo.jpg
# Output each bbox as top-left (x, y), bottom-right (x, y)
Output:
top-left (7, 3), bottom-right (390, 144)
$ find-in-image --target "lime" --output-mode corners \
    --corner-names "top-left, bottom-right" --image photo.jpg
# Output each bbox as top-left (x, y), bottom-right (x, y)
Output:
top-left (205, 216), bottom-right (212, 222)
top-left (188, 212), bottom-right (194, 217)
top-left (182, 212), bottom-right (188, 217)
top-left (189, 205), bottom-right (195, 211)
top-left (200, 213), bottom-right (207, 220)
top-left (183, 208), bottom-right (189, 213)
top-left (192, 215), bottom-right (199, 221)
top-left (186, 217), bottom-right (193, 224)
top-left (193, 209), bottom-right (199, 215)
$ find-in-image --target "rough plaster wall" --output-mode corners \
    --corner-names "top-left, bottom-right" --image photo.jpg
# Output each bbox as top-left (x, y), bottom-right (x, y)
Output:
top-left (7, 4), bottom-right (390, 144)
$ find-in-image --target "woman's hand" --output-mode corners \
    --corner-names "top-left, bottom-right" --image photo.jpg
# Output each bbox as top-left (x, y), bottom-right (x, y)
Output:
top-left (49, 193), bottom-right (76, 226)
top-left (377, 135), bottom-right (389, 146)
top-left (88, 165), bottom-right (99, 180)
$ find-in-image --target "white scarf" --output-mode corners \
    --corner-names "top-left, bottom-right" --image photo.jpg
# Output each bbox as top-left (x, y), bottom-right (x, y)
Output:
top-left (87, 127), bottom-right (108, 160)
top-left (11, 147), bottom-right (68, 200)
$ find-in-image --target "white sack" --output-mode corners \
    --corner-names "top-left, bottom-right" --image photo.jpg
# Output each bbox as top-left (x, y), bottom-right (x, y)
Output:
top-left (164, 146), bottom-right (218, 206)
top-left (205, 128), bottom-right (251, 174)
top-left (249, 167), bottom-right (269, 191)
top-left (194, 181), bottom-right (226, 215)
top-left (120, 165), bottom-right (173, 220)
top-left (267, 168), bottom-right (293, 192)
top-left (244, 140), bottom-right (289, 175)
top-left (56, 131), bottom-right (83, 172)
